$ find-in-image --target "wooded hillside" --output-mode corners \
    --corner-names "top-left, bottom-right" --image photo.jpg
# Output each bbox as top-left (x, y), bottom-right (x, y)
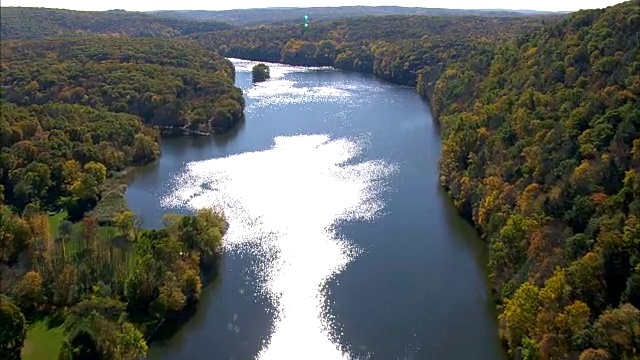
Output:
top-left (0, 33), bottom-right (240, 360)
top-left (189, 14), bottom-right (555, 93)
top-left (0, 7), bottom-right (233, 40)
top-left (1, 37), bottom-right (245, 136)
top-left (149, 6), bottom-right (553, 25)
top-left (437, 1), bottom-right (640, 358)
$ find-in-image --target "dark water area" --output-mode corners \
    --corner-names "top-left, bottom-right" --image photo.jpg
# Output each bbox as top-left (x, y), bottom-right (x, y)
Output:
top-left (125, 59), bottom-right (505, 360)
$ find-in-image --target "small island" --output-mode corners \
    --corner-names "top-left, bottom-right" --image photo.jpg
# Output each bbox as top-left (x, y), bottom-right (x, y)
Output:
top-left (252, 63), bottom-right (270, 83)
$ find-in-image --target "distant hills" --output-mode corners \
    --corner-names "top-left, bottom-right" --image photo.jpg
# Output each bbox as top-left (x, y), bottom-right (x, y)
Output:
top-left (0, 5), bottom-right (566, 41)
top-left (147, 6), bottom-right (562, 25)
top-left (0, 7), bottom-right (233, 40)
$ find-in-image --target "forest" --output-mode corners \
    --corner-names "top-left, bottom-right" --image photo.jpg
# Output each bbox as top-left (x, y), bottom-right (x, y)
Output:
top-left (1, 204), bottom-right (227, 360)
top-left (0, 7), bottom-right (233, 40)
top-left (0, 89), bottom-right (229, 360)
top-left (187, 14), bottom-right (556, 99)
top-left (1, 1), bottom-right (639, 359)
top-left (0, 101), bottom-right (159, 218)
top-left (148, 6), bottom-right (551, 26)
top-left (437, 2), bottom-right (640, 359)
top-left (0, 26), bottom-right (243, 359)
top-left (1, 37), bottom-right (245, 135)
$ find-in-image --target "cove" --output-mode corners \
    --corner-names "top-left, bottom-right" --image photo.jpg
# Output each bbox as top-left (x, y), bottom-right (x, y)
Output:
top-left (125, 59), bottom-right (505, 359)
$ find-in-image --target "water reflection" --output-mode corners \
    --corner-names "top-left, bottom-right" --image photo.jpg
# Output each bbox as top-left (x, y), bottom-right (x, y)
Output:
top-left (150, 253), bottom-right (224, 343)
top-left (162, 134), bottom-right (396, 359)
top-left (212, 119), bottom-right (246, 146)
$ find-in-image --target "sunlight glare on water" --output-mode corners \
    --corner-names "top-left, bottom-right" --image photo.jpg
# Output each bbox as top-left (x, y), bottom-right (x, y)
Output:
top-left (233, 58), bottom-right (329, 79)
top-left (162, 60), bottom-right (396, 359)
top-left (162, 134), bottom-right (395, 359)
top-left (234, 59), bottom-right (351, 109)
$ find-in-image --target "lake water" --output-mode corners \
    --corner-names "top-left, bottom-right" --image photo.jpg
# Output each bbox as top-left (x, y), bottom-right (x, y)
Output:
top-left (125, 59), bottom-right (505, 360)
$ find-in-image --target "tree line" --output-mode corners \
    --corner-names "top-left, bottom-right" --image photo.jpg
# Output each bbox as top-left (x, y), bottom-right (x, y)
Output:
top-left (149, 6), bottom-right (546, 26)
top-left (437, 2), bottom-right (640, 359)
top-left (0, 7), bottom-right (234, 40)
top-left (1, 37), bottom-right (245, 136)
top-left (1, 205), bottom-right (226, 359)
top-left (188, 14), bottom-right (555, 92)
top-left (1, 34), bottom-right (243, 359)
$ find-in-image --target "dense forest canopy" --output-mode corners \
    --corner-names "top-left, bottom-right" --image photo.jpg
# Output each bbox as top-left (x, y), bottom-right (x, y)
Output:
top-left (252, 63), bottom-right (271, 83)
top-left (0, 37), bottom-right (245, 136)
top-left (436, 1), bottom-right (640, 358)
top-left (0, 204), bottom-right (227, 360)
top-left (0, 7), bottom-right (234, 40)
top-left (0, 17), bottom-right (244, 358)
top-left (0, 101), bottom-right (159, 216)
top-left (191, 14), bottom-right (555, 55)
top-left (148, 6), bottom-right (559, 25)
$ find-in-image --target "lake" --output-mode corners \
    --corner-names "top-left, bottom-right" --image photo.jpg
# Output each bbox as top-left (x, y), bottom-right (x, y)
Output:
top-left (125, 59), bottom-right (505, 360)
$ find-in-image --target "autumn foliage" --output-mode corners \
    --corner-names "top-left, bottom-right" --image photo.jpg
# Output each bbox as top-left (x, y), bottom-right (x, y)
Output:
top-left (437, 1), bottom-right (640, 358)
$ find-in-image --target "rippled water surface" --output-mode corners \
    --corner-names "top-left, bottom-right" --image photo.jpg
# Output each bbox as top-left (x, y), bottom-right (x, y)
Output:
top-left (126, 59), bottom-right (505, 360)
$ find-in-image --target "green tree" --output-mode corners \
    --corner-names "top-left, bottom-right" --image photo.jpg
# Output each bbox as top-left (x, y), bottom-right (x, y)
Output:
top-left (500, 281), bottom-right (541, 353)
top-left (579, 349), bottom-right (611, 360)
top-left (0, 206), bottom-right (31, 264)
top-left (132, 134), bottom-right (159, 164)
top-left (0, 296), bottom-right (27, 360)
top-left (13, 271), bottom-right (44, 309)
top-left (567, 252), bottom-right (607, 313)
top-left (69, 161), bottom-right (107, 206)
top-left (113, 211), bottom-right (138, 241)
top-left (594, 304), bottom-right (640, 359)
top-left (152, 272), bottom-right (186, 317)
top-left (179, 208), bottom-right (225, 257)
top-left (62, 160), bottom-right (83, 192)
top-left (109, 322), bottom-right (147, 360)
top-left (62, 296), bottom-right (147, 360)
top-left (251, 63), bottom-right (270, 83)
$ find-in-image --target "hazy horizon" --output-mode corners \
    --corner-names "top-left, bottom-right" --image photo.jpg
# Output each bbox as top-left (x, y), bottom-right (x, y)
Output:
top-left (0, 0), bottom-right (628, 13)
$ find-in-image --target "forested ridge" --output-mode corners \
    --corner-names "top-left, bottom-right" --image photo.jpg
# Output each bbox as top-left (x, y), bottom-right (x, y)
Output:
top-left (149, 6), bottom-right (555, 26)
top-left (438, 2), bottom-right (640, 359)
top-left (1, 37), bottom-right (245, 135)
top-left (0, 7), bottom-right (234, 40)
top-left (0, 18), bottom-right (243, 360)
top-left (188, 14), bottom-right (557, 101)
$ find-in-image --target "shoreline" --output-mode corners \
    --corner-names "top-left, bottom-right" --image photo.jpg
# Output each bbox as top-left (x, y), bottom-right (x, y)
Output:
top-left (224, 55), bottom-right (481, 234)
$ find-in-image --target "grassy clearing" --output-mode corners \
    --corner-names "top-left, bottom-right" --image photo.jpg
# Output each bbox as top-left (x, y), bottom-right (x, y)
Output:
top-left (22, 317), bottom-right (65, 360)
top-left (90, 184), bottom-right (129, 225)
top-left (48, 212), bottom-right (127, 257)
top-left (48, 211), bottom-right (68, 238)
top-left (89, 169), bottom-right (133, 225)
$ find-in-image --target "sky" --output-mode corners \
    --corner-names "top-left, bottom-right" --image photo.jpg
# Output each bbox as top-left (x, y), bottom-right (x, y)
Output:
top-left (1, 0), bottom-right (627, 12)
